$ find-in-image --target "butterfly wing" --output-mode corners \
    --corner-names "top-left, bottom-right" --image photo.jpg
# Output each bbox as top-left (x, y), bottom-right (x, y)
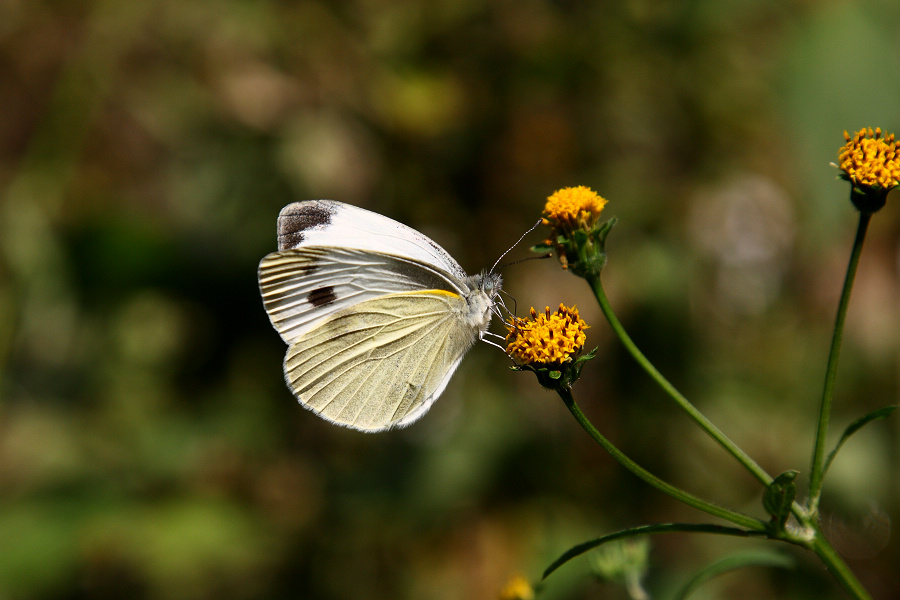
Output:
top-left (276, 200), bottom-right (468, 281)
top-left (283, 290), bottom-right (480, 431)
top-left (258, 247), bottom-right (466, 344)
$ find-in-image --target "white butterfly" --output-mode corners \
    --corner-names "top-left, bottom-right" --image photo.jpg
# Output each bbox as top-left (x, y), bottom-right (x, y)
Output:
top-left (258, 200), bottom-right (503, 432)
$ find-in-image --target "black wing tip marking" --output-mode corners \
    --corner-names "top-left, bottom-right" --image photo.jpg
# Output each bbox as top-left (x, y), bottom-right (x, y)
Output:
top-left (277, 200), bottom-right (335, 250)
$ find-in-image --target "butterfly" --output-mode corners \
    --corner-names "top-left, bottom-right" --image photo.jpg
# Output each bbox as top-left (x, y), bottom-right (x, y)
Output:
top-left (258, 200), bottom-right (503, 432)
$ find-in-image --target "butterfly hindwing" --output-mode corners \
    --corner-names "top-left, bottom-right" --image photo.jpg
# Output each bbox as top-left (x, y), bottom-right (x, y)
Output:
top-left (283, 290), bottom-right (478, 431)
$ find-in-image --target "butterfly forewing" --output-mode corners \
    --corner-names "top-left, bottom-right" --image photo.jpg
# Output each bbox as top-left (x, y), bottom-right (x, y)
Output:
top-left (277, 200), bottom-right (468, 281)
top-left (259, 247), bottom-right (466, 344)
top-left (283, 290), bottom-right (478, 431)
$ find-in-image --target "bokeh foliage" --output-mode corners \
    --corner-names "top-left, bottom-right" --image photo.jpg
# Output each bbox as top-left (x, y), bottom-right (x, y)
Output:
top-left (1, 1), bottom-right (899, 598)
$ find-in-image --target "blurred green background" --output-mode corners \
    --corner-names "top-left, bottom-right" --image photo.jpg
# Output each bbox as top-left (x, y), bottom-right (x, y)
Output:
top-left (2, 1), bottom-right (899, 599)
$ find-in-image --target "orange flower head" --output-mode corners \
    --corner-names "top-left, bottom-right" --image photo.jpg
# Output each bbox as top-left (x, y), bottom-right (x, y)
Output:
top-left (837, 127), bottom-right (900, 191)
top-left (543, 186), bottom-right (608, 236)
top-left (505, 304), bottom-right (588, 367)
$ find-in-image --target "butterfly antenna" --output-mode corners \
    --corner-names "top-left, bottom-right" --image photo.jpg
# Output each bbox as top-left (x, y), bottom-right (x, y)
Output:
top-left (497, 252), bottom-right (552, 271)
top-left (489, 219), bottom-right (543, 274)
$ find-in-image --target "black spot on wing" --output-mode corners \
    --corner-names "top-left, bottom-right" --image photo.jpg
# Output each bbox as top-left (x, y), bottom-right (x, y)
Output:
top-left (307, 286), bottom-right (337, 307)
top-left (277, 202), bottom-right (334, 250)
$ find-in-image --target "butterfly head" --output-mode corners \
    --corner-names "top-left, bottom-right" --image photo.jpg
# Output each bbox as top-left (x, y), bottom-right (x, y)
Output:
top-left (475, 270), bottom-right (503, 299)
top-left (460, 271), bottom-right (503, 332)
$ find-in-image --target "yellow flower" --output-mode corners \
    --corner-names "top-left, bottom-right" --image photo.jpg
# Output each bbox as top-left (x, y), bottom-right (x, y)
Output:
top-left (506, 304), bottom-right (588, 367)
top-left (498, 575), bottom-right (535, 600)
top-left (837, 128), bottom-right (900, 191)
top-left (538, 186), bottom-right (615, 276)
top-left (543, 186), bottom-right (608, 236)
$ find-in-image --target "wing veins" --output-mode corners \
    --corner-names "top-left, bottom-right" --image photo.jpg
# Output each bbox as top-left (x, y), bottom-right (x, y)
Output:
top-left (292, 307), bottom-right (454, 394)
top-left (342, 314), bottom-right (456, 425)
top-left (385, 325), bottom-right (450, 424)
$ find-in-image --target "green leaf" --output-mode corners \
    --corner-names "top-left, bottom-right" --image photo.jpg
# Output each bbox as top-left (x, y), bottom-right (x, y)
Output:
top-left (823, 405), bottom-right (898, 480)
top-left (542, 523), bottom-right (763, 581)
top-left (763, 470), bottom-right (798, 529)
top-left (570, 347), bottom-right (597, 382)
top-left (594, 216), bottom-right (618, 245)
top-left (672, 550), bottom-right (795, 600)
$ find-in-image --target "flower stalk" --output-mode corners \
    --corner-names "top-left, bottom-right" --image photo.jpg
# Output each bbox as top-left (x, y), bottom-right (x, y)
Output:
top-left (808, 192), bottom-right (874, 512)
top-left (557, 365), bottom-right (872, 600)
top-left (811, 530), bottom-right (873, 600)
top-left (559, 387), bottom-right (767, 532)
top-left (586, 274), bottom-right (776, 489)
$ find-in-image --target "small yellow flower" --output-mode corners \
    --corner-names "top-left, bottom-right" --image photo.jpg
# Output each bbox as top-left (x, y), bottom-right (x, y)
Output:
top-left (537, 186), bottom-right (615, 276)
top-left (543, 186), bottom-right (608, 236)
top-left (506, 304), bottom-right (588, 367)
top-left (837, 128), bottom-right (900, 191)
top-left (498, 575), bottom-right (535, 600)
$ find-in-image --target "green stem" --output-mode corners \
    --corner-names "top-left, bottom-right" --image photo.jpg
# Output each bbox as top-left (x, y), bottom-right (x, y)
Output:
top-left (559, 387), bottom-right (767, 532)
top-left (808, 211), bottom-right (871, 511)
top-left (587, 275), bottom-right (774, 488)
top-left (811, 525), bottom-right (873, 600)
top-left (561, 391), bottom-right (871, 599)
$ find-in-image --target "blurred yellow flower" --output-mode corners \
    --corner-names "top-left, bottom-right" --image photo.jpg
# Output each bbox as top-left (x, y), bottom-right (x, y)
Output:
top-left (506, 304), bottom-right (588, 367)
top-left (543, 186), bottom-right (608, 236)
top-left (498, 574), bottom-right (535, 600)
top-left (837, 128), bottom-right (900, 191)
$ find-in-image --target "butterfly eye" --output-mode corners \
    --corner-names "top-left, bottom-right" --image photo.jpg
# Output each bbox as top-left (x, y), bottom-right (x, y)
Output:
top-left (473, 272), bottom-right (494, 294)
